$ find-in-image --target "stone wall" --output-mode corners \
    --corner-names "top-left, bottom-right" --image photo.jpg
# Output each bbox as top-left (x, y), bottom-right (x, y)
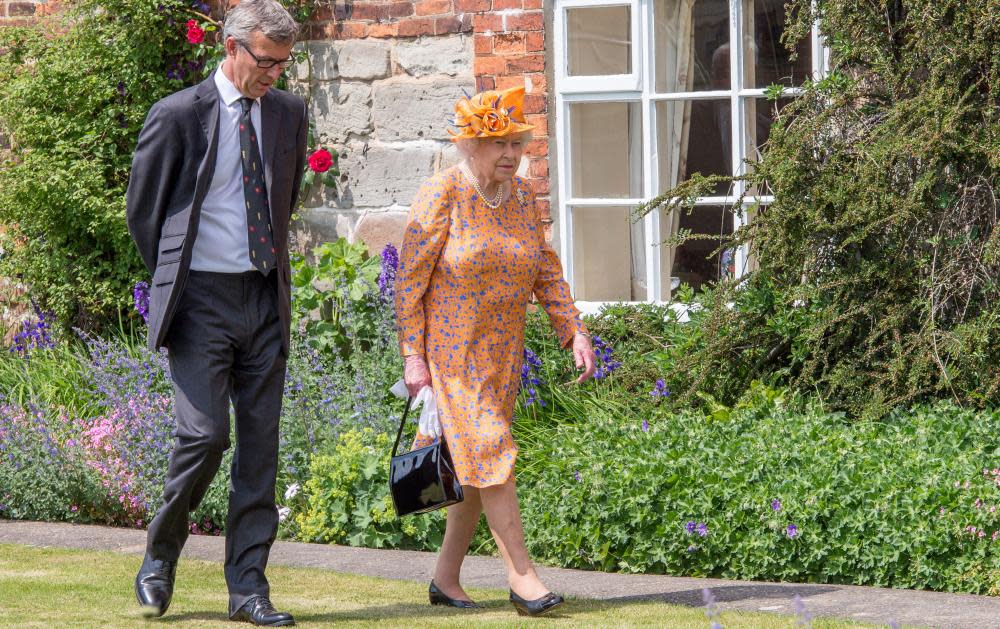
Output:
top-left (294, 0), bottom-right (555, 256)
top-left (290, 33), bottom-right (476, 256)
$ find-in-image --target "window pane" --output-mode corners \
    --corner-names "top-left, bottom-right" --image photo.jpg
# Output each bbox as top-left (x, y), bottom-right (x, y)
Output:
top-left (570, 102), bottom-right (643, 198)
top-left (572, 206), bottom-right (646, 301)
top-left (654, 0), bottom-right (729, 93)
top-left (662, 204), bottom-right (734, 293)
top-left (745, 0), bottom-right (811, 88)
top-left (566, 6), bottom-right (632, 77)
top-left (656, 99), bottom-right (731, 196)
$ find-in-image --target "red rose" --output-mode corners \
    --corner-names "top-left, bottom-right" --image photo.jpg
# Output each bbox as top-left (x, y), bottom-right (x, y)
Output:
top-left (308, 149), bottom-right (334, 173)
top-left (186, 19), bottom-right (205, 45)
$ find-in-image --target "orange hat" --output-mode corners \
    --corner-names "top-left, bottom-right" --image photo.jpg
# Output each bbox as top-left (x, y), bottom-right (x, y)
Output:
top-left (449, 86), bottom-right (534, 140)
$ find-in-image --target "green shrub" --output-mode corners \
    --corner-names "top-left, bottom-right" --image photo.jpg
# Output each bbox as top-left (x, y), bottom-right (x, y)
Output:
top-left (634, 0), bottom-right (1000, 419)
top-left (291, 429), bottom-right (446, 549)
top-left (0, 0), bottom-right (320, 334)
top-left (290, 238), bottom-right (383, 358)
top-left (517, 396), bottom-right (1000, 594)
top-left (0, 0), bottom-right (214, 333)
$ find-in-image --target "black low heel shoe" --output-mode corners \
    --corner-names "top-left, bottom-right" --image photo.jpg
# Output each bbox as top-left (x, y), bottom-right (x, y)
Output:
top-left (429, 581), bottom-right (483, 609)
top-left (509, 590), bottom-right (564, 616)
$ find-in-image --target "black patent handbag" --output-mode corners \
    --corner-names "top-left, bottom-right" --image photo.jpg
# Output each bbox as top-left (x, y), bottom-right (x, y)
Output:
top-left (389, 397), bottom-right (464, 517)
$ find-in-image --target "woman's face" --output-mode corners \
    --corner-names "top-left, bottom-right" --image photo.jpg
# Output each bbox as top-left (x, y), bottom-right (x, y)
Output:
top-left (471, 134), bottom-right (527, 185)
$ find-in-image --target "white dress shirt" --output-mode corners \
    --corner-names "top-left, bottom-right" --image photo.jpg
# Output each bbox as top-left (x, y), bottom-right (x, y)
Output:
top-left (189, 65), bottom-right (269, 273)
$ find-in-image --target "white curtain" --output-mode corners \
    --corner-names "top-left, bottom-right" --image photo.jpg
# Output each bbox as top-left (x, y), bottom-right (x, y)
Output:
top-left (654, 0), bottom-right (696, 299)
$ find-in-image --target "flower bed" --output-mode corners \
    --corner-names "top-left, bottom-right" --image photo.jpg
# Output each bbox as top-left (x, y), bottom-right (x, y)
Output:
top-left (4, 243), bottom-right (1000, 596)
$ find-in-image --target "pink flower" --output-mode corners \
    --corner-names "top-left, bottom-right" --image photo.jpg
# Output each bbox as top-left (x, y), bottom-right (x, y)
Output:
top-left (186, 19), bottom-right (205, 45)
top-left (70, 504), bottom-right (78, 513)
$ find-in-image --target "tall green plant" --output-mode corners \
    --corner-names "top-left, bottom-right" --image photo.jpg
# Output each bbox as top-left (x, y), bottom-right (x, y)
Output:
top-left (0, 0), bottom-right (217, 332)
top-left (290, 238), bottom-right (382, 358)
top-left (0, 0), bottom-right (328, 335)
top-left (635, 0), bottom-right (1000, 418)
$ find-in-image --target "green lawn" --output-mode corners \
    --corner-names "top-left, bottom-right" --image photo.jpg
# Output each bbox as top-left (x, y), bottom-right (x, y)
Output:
top-left (0, 544), bottom-right (885, 628)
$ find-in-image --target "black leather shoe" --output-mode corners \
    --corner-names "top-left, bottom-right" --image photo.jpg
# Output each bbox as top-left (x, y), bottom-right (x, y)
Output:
top-left (229, 595), bottom-right (295, 626)
top-left (429, 580), bottom-right (483, 609)
top-left (134, 555), bottom-right (176, 618)
top-left (509, 589), bottom-right (564, 616)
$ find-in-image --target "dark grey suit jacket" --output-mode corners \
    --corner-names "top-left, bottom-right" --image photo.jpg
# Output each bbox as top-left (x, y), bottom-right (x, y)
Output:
top-left (126, 73), bottom-right (307, 355)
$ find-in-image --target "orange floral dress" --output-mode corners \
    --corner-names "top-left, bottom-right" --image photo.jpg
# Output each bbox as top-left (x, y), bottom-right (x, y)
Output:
top-left (395, 166), bottom-right (586, 488)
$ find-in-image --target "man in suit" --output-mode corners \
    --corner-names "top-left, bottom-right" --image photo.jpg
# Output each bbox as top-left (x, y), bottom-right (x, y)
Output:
top-left (125, 0), bottom-right (306, 625)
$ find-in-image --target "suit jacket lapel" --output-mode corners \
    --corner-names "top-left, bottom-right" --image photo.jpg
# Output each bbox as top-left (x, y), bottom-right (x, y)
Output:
top-left (192, 76), bottom-right (220, 196)
top-left (260, 92), bottom-right (282, 209)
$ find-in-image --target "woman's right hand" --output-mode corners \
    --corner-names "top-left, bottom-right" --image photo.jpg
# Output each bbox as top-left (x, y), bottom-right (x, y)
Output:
top-left (403, 354), bottom-right (431, 397)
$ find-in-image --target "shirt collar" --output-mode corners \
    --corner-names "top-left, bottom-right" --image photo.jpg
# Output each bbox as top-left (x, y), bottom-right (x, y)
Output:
top-left (214, 64), bottom-right (256, 108)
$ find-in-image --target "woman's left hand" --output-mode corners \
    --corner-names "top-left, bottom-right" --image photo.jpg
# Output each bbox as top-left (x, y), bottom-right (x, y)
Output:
top-left (572, 332), bottom-right (597, 384)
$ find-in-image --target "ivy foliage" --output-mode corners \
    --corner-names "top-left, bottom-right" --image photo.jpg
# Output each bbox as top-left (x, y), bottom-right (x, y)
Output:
top-left (0, 0), bottom-right (318, 334)
top-left (636, 0), bottom-right (1000, 418)
top-left (0, 0), bottom-right (212, 331)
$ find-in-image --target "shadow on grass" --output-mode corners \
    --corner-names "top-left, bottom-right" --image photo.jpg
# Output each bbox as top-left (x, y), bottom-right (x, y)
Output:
top-left (605, 583), bottom-right (841, 606)
top-left (158, 600), bottom-right (577, 623)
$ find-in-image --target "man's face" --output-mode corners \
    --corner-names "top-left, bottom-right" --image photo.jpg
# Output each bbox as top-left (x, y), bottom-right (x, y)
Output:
top-left (225, 30), bottom-right (293, 99)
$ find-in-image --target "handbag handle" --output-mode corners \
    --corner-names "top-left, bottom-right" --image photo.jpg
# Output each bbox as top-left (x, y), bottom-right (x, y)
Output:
top-left (391, 396), bottom-right (414, 458)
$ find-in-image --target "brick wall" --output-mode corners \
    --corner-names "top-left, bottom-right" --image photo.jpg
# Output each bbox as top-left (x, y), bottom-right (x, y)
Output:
top-left (0, 0), bottom-right (57, 25)
top-left (305, 1), bottom-right (554, 229)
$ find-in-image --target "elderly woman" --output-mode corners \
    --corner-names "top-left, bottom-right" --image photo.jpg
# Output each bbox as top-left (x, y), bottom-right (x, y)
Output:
top-left (394, 86), bottom-right (597, 616)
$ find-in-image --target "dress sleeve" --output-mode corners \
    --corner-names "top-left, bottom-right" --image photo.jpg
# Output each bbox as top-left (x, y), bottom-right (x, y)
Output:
top-left (526, 183), bottom-right (588, 348)
top-left (394, 176), bottom-right (452, 357)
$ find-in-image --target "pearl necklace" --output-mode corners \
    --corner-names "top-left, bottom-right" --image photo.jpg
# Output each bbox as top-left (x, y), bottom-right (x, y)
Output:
top-left (461, 163), bottom-right (504, 209)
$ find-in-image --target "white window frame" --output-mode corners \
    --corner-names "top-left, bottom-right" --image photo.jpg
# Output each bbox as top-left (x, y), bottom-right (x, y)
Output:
top-left (553, 0), bottom-right (829, 308)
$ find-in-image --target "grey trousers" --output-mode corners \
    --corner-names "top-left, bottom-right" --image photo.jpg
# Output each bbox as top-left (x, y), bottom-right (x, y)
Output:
top-left (144, 269), bottom-right (286, 613)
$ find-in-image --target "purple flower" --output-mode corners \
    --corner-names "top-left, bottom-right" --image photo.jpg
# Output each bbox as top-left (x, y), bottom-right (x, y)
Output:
top-left (650, 379), bottom-right (670, 398)
top-left (701, 588), bottom-right (721, 624)
top-left (133, 281), bottom-right (150, 323)
top-left (377, 244), bottom-right (398, 303)
top-left (590, 336), bottom-right (621, 380)
top-left (9, 302), bottom-right (55, 357)
top-left (771, 499), bottom-right (782, 512)
top-left (574, 470), bottom-right (582, 482)
top-left (520, 347), bottom-right (545, 407)
top-left (786, 524), bottom-right (799, 539)
top-left (641, 419), bottom-right (649, 432)
top-left (792, 594), bottom-right (811, 624)
top-left (696, 522), bottom-right (709, 537)
top-left (685, 521), bottom-right (697, 534)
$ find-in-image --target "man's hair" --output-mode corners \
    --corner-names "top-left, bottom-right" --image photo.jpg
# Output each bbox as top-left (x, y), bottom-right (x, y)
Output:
top-left (223, 0), bottom-right (299, 46)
